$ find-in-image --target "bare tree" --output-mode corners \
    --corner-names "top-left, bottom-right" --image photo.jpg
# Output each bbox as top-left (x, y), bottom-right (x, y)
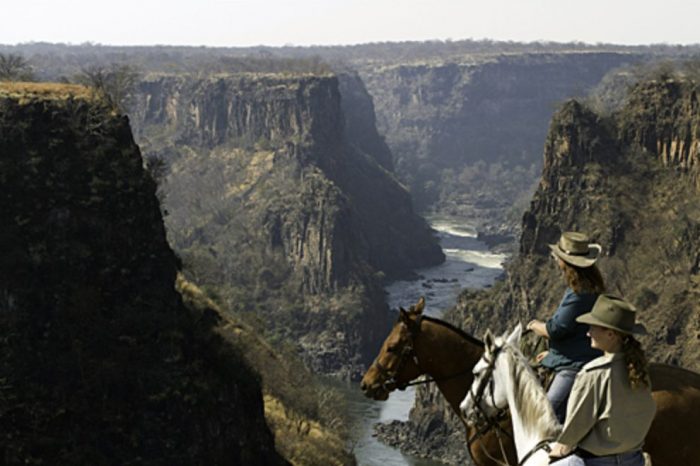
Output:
top-left (76, 63), bottom-right (140, 112)
top-left (0, 53), bottom-right (35, 81)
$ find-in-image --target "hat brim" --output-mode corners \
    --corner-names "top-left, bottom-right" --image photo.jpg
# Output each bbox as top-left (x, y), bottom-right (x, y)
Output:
top-left (548, 243), bottom-right (601, 268)
top-left (576, 312), bottom-right (648, 335)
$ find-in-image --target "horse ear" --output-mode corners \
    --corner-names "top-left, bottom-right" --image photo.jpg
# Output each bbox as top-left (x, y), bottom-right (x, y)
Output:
top-left (399, 308), bottom-right (410, 324)
top-left (413, 296), bottom-right (425, 315)
top-left (483, 329), bottom-right (494, 351)
top-left (506, 324), bottom-right (523, 347)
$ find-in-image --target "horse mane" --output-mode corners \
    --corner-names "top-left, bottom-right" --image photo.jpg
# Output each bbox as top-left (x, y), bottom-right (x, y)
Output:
top-left (501, 342), bottom-right (561, 439)
top-left (423, 316), bottom-right (484, 348)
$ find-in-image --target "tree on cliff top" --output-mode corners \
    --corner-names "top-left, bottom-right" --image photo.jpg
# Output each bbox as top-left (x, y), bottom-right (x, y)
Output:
top-left (76, 63), bottom-right (140, 112)
top-left (0, 53), bottom-right (35, 82)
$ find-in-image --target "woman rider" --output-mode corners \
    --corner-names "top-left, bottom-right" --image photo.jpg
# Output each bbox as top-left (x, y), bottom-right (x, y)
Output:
top-left (527, 231), bottom-right (605, 423)
top-left (549, 294), bottom-right (655, 465)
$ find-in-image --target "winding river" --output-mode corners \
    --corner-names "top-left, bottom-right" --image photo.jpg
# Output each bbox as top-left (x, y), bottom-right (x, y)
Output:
top-left (347, 216), bottom-right (507, 466)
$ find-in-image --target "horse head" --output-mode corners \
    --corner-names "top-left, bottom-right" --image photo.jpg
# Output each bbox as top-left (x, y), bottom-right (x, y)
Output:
top-left (460, 325), bottom-right (522, 427)
top-left (360, 297), bottom-right (426, 400)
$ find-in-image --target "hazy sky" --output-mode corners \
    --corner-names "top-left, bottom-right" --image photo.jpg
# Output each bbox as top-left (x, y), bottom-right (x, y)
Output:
top-left (3, 0), bottom-right (699, 47)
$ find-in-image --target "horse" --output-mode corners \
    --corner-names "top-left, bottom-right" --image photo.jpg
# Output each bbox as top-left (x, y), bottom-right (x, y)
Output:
top-left (360, 297), bottom-right (700, 466)
top-left (460, 324), bottom-right (559, 466)
top-left (360, 297), bottom-right (517, 466)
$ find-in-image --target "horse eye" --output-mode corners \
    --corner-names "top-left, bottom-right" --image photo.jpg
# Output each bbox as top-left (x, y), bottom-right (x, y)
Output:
top-left (387, 345), bottom-right (398, 353)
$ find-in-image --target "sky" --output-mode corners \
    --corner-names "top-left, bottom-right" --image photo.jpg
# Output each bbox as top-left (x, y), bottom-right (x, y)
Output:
top-left (3, 0), bottom-right (699, 48)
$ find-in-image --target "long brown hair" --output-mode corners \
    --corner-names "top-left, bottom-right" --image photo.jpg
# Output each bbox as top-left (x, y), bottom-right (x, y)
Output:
top-left (621, 335), bottom-right (650, 389)
top-left (561, 262), bottom-right (606, 294)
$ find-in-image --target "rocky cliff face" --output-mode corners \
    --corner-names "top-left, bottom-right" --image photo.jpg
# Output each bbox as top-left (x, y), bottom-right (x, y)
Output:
top-left (130, 72), bottom-right (443, 378)
top-left (0, 83), bottom-right (287, 465)
top-left (379, 76), bottom-right (700, 464)
top-left (503, 78), bottom-right (700, 370)
top-left (359, 52), bottom-right (644, 235)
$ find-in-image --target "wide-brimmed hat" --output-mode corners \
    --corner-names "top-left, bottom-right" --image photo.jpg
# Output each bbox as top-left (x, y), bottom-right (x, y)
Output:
top-left (576, 294), bottom-right (647, 335)
top-left (548, 231), bottom-right (602, 268)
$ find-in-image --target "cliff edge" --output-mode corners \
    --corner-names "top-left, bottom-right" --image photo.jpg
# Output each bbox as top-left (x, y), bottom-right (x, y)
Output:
top-left (0, 82), bottom-right (288, 465)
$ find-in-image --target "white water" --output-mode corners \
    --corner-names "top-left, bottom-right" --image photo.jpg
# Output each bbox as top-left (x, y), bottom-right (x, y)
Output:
top-left (349, 217), bottom-right (507, 466)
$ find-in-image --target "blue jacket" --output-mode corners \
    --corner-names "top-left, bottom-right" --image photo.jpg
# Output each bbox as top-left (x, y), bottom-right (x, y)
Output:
top-left (541, 288), bottom-right (602, 372)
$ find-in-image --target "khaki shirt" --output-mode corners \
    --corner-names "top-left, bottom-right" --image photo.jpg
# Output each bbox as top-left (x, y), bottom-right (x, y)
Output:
top-left (558, 352), bottom-right (656, 456)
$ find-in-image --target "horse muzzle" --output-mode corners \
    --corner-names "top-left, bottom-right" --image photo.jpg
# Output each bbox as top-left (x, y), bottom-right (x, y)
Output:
top-left (360, 381), bottom-right (391, 400)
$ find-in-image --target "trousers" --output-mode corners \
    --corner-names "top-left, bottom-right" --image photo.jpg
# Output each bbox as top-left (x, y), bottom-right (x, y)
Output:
top-left (546, 368), bottom-right (578, 424)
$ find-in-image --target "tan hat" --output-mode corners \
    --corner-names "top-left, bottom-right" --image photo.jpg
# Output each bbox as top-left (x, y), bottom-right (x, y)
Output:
top-left (548, 231), bottom-right (602, 268)
top-left (576, 294), bottom-right (647, 335)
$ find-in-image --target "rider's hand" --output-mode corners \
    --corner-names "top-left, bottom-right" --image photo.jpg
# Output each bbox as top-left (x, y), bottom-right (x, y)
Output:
top-left (548, 442), bottom-right (572, 459)
top-left (527, 319), bottom-right (548, 338)
top-left (535, 351), bottom-right (549, 363)
top-left (526, 319), bottom-right (541, 331)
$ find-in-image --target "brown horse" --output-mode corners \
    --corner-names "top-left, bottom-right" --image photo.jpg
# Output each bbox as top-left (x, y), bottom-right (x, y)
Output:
top-left (360, 297), bottom-right (700, 466)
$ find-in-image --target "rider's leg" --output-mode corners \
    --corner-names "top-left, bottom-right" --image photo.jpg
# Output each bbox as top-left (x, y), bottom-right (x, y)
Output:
top-left (546, 369), bottom-right (578, 424)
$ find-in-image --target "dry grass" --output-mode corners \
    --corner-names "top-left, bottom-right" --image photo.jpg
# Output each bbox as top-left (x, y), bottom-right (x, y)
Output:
top-left (264, 395), bottom-right (353, 466)
top-left (0, 82), bottom-right (96, 102)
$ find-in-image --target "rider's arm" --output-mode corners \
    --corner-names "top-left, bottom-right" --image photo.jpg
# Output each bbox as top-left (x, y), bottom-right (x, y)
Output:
top-left (557, 369), bottom-right (601, 448)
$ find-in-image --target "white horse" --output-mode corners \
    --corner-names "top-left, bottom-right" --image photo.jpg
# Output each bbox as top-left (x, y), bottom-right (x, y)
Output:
top-left (460, 325), bottom-right (560, 466)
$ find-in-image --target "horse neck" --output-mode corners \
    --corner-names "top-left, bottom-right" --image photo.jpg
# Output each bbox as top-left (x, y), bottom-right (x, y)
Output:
top-left (497, 348), bottom-right (560, 464)
top-left (415, 319), bottom-right (483, 414)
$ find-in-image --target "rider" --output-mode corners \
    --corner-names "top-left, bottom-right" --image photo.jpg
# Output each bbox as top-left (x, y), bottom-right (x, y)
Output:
top-left (526, 231), bottom-right (605, 423)
top-left (549, 294), bottom-right (656, 465)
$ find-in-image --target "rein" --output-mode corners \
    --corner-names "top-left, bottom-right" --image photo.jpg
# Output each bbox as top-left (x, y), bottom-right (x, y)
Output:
top-left (401, 367), bottom-right (474, 388)
top-left (517, 439), bottom-right (553, 466)
top-left (466, 345), bottom-right (513, 466)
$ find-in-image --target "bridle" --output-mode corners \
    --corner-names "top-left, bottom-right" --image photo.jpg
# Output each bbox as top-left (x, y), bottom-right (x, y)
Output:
top-left (468, 345), bottom-right (507, 420)
top-left (466, 344), bottom-right (513, 465)
top-left (466, 342), bottom-right (554, 466)
top-left (369, 315), bottom-right (423, 392)
top-left (369, 315), bottom-right (473, 393)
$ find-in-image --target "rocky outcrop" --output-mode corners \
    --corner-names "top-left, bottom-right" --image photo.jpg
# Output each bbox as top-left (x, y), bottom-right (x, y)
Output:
top-left (337, 72), bottom-right (394, 171)
top-left (130, 73), bottom-right (443, 378)
top-left (0, 83), bottom-right (287, 465)
top-left (619, 78), bottom-right (700, 175)
top-left (136, 74), bottom-right (342, 155)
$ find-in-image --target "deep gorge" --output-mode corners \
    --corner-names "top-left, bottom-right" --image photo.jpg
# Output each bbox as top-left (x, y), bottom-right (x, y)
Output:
top-left (3, 42), bottom-right (700, 465)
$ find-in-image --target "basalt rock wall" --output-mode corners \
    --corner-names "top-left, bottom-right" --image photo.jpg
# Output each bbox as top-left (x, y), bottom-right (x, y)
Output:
top-left (130, 73), bottom-right (443, 377)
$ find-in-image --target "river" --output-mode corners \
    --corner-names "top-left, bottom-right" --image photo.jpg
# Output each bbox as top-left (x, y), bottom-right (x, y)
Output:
top-left (347, 216), bottom-right (507, 466)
